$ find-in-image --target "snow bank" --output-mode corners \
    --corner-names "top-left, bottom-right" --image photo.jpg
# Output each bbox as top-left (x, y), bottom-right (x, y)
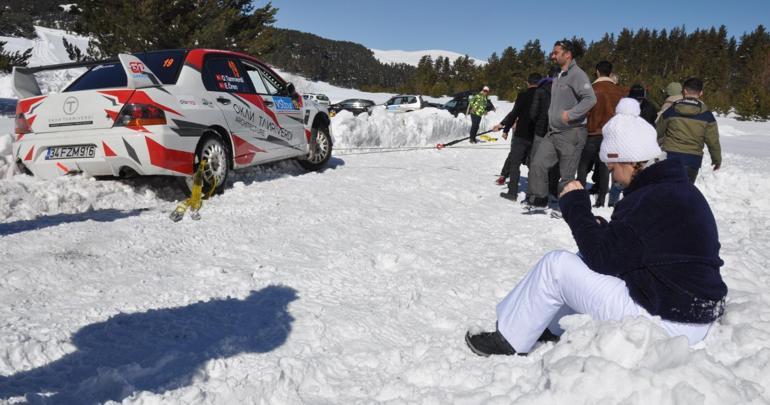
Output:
top-left (331, 107), bottom-right (503, 148)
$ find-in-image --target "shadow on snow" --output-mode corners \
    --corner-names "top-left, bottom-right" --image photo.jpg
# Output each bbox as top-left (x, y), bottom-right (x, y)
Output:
top-left (0, 208), bottom-right (149, 237)
top-left (0, 285), bottom-right (298, 404)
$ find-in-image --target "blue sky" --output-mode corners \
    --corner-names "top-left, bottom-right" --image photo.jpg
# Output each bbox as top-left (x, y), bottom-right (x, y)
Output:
top-left (264, 0), bottom-right (769, 60)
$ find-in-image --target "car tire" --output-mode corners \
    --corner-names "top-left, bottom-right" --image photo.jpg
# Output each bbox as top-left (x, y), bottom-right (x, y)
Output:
top-left (297, 126), bottom-right (332, 171)
top-left (184, 134), bottom-right (229, 196)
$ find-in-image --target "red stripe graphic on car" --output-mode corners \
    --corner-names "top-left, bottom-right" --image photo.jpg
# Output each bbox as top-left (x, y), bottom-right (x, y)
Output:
top-left (24, 147), bottom-right (34, 161)
top-left (18, 96), bottom-right (47, 114)
top-left (232, 134), bottom-right (266, 165)
top-left (305, 129), bottom-right (312, 142)
top-left (145, 136), bottom-right (194, 175)
top-left (56, 162), bottom-right (69, 173)
top-left (105, 109), bottom-right (119, 122)
top-left (103, 142), bottom-right (117, 157)
top-left (99, 90), bottom-right (183, 117)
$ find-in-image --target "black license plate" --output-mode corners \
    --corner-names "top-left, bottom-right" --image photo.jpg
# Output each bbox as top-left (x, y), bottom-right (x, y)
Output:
top-left (45, 144), bottom-right (97, 160)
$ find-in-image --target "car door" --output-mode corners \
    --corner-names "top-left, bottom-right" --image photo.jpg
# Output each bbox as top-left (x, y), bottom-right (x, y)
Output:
top-left (201, 56), bottom-right (269, 168)
top-left (239, 59), bottom-right (305, 158)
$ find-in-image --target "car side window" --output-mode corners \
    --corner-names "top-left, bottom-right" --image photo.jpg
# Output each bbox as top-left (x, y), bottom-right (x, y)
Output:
top-left (407, 96), bottom-right (416, 104)
top-left (240, 63), bottom-right (270, 94)
top-left (202, 58), bottom-right (253, 93)
top-left (239, 59), bottom-right (284, 95)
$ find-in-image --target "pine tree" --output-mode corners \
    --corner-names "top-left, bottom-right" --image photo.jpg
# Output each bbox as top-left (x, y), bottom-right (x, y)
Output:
top-left (72, 1), bottom-right (277, 57)
top-left (0, 41), bottom-right (32, 73)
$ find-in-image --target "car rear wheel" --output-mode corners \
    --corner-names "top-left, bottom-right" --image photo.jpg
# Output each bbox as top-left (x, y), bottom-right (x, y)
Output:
top-left (297, 126), bottom-right (332, 171)
top-left (184, 134), bottom-right (229, 196)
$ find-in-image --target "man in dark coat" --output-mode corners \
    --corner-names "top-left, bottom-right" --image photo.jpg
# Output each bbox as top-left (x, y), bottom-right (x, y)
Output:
top-left (528, 67), bottom-right (561, 200)
top-left (494, 73), bottom-right (541, 200)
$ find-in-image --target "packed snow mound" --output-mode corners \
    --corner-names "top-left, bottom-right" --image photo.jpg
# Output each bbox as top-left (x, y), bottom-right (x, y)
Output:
top-left (331, 107), bottom-right (501, 148)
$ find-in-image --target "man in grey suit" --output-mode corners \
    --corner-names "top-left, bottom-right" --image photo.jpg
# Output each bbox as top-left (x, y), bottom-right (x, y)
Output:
top-left (526, 39), bottom-right (596, 211)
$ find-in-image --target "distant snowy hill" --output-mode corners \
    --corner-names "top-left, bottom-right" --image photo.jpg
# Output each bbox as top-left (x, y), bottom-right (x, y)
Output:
top-left (370, 48), bottom-right (486, 66)
top-left (0, 26), bottom-right (90, 98)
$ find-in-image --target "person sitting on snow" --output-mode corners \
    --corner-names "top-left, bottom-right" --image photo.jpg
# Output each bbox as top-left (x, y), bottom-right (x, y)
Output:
top-left (465, 98), bottom-right (727, 356)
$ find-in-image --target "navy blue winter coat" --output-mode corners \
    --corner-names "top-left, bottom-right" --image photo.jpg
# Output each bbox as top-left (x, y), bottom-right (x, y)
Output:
top-left (559, 159), bottom-right (727, 323)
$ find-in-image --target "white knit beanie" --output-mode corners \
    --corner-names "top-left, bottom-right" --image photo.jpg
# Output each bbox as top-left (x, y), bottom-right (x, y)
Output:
top-left (600, 98), bottom-right (662, 163)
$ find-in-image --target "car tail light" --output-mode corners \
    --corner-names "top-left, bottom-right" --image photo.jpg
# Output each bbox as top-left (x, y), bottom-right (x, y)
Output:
top-left (114, 103), bottom-right (166, 127)
top-left (15, 103), bottom-right (31, 135)
top-left (15, 112), bottom-right (31, 135)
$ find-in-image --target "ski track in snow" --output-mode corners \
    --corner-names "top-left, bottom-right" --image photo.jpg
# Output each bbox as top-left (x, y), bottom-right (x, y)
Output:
top-left (1, 27), bottom-right (770, 404)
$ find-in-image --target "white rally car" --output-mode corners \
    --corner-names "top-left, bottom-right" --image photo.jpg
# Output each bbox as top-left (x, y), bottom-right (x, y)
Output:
top-left (12, 49), bottom-right (333, 193)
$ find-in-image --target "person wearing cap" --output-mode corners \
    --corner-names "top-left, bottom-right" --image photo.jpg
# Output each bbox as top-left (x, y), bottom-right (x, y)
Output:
top-left (656, 77), bottom-right (722, 183)
top-left (468, 86), bottom-right (491, 144)
top-left (465, 98), bottom-right (726, 356)
top-left (526, 39), bottom-right (596, 211)
top-left (657, 81), bottom-right (684, 123)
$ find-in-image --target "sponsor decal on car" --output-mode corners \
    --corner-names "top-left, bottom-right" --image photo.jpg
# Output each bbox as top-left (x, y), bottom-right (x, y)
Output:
top-left (233, 104), bottom-right (259, 132)
top-left (176, 95), bottom-right (198, 107)
top-left (258, 115), bottom-right (293, 141)
top-left (273, 96), bottom-right (298, 112)
top-left (215, 74), bottom-right (245, 91)
top-left (129, 61), bottom-right (145, 73)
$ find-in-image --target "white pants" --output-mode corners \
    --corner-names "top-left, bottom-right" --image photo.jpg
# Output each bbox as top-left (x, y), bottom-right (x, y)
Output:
top-left (495, 250), bottom-right (711, 353)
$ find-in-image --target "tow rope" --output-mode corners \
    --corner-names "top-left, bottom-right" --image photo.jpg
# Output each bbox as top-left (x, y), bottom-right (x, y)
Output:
top-left (436, 129), bottom-right (496, 149)
top-left (169, 159), bottom-right (218, 222)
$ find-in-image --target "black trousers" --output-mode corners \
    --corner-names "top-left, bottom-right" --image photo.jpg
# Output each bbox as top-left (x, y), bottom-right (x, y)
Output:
top-left (577, 136), bottom-right (609, 197)
top-left (469, 114), bottom-right (482, 141)
top-left (499, 138), bottom-right (533, 195)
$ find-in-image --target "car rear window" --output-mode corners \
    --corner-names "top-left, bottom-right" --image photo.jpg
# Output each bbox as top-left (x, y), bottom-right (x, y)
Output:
top-left (65, 50), bottom-right (187, 92)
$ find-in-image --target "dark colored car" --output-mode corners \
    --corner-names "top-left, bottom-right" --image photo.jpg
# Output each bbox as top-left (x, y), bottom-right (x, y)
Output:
top-left (442, 90), bottom-right (495, 116)
top-left (0, 98), bottom-right (17, 116)
top-left (329, 98), bottom-right (375, 116)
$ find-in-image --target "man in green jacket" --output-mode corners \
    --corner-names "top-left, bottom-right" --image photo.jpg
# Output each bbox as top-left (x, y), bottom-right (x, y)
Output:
top-left (657, 77), bottom-right (721, 183)
top-left (468, 86), bottom-right (490, 143)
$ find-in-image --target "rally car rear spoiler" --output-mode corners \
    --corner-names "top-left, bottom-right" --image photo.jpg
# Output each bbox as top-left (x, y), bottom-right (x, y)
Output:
top-left (12, 53), bottom-right (162, 99)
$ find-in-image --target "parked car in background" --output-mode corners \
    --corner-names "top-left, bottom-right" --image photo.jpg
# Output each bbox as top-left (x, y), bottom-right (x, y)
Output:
top-left (12, 49), bottom-right (333, 195)
top-left (328, 98), bottom-right (375, 116)
top-left (0, 98), bottom-right (17, 116)
top-left (384, 94), bottom-right (426, 112)
top-left (442, 90), bottom-right (495, 116)
top-left (302, 93), bottom-right (330, 107)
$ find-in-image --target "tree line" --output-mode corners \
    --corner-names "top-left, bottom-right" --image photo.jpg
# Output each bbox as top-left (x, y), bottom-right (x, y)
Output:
top-left (0, 1), bottom-right (768, 119)
top-left (404, 26), bottom-right (770, 120)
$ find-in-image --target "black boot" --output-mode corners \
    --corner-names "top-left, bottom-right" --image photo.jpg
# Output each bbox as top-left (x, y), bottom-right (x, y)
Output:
top-left (593, 194), bottom-right (606, 208)
top-left (538, 328), bottom-right (560, 343)
top-left (465, 330), bottom-right (519, 357)
top-left (499, 191), bottom-right (518, 201)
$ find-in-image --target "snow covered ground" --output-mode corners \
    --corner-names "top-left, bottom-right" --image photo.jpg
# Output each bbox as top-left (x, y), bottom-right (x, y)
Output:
top-left (1, 28), bottom-right (770, 405)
